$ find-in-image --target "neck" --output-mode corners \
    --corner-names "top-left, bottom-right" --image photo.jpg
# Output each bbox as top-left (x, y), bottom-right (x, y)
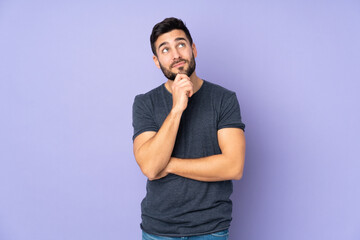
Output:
top-left (165, 72), bottom-right (203, 94)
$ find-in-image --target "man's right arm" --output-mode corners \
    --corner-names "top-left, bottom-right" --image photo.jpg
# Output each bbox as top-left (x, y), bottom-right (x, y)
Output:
top-left (133, 74), bottom-right (193, 180)
top-left (133, 110), bottom-right (182, 180)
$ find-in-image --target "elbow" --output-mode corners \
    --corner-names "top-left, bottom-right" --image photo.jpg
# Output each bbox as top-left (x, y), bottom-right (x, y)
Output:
top-left (225, 167), bottom-right (243, 181)
top-left (139, 159), bottom-right (164, 180)
top-left (146, 173), bottom-right (158, 181)
top-left (233, 171), bottom-right (243, 180)
top-left (230, 160), bottom-right (244, 180)
top-left (140, 166), bottom-right (158, 180)
top-left (135, 154), bottom-right (158, 180)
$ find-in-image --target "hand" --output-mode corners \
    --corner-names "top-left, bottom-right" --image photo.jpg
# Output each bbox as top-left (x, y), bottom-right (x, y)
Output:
top-left (171, 74), bottom-right (194, 113)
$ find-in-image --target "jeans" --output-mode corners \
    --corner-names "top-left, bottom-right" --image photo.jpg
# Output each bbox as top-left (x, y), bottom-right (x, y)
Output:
top-left (142, 229), bottom-right (229, 240)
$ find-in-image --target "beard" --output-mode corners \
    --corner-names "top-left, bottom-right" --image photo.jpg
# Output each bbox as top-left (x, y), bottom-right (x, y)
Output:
top-left (159, 54), bottom-right (196, 81)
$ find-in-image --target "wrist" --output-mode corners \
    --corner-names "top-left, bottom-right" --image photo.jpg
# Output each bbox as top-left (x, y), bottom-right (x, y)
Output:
top-left (170, 108), bottom-right (184, 117)
top-left (166, 157), bottom-right (177, 174)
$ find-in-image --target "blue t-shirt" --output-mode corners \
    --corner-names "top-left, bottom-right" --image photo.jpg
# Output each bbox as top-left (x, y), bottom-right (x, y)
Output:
top-left (132, 80), bottom-right (245, 237)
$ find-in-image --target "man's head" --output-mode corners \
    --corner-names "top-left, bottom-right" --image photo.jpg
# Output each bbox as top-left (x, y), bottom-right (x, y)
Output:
top-left (150, 17), bottom-right (196, 80)
top-left (150, 17), bottom-right (193, 56)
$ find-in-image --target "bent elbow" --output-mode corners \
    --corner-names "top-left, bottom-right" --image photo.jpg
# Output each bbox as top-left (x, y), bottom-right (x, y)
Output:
top-left (140, 166), bottom-right (158, 180)
top-left (231, 162), bottom-right (244, 180)
top-left (135, 155), bottom-right (157, 180)
top-left (225, 168), bottom-right (243, 181)
top-left (232, 156), bottom-right (244, 180)
top-left (146, 173), bottom-right (158, 181)
top-left (233, 172), bottom-right (243, 180)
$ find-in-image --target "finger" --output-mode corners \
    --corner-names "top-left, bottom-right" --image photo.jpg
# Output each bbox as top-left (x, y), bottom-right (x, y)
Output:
top-left (183, 85), bottom-right (194, 98)
top-left (174, 73), bottom-right (190, 82)
top-left (177, 73), bottom-right (189, 79)
top-left (177, 81), bottom-right (193, 93)
top-left (188, 88), bottom-right (194, 98)
top-left (174, 74), bottom-right (186, 82)
top-left (173, 80), bottom-right (192, 92)
top-left (177, 79), bottom-right (193, 88)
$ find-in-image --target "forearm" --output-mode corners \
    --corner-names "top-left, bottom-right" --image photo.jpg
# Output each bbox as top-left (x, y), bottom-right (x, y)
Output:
top-left (166, 154), bottom-right (244, 182)
top-left (135, 109), bottom-right (182, 179)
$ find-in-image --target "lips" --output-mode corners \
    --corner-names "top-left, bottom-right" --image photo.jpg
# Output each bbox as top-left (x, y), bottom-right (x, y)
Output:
top-left (172, 61), bottom-right (186, 68)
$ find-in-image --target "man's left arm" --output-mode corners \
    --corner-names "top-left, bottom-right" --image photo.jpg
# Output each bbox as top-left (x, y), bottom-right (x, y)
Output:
top-left (158, 128), bottom-right (245, 182)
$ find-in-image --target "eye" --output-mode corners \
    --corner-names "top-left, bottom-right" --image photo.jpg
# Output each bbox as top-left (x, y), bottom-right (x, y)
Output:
top-left (162, 48), bottom-right (168, 53)
top-left (178, 43), bottom-right (185, 48)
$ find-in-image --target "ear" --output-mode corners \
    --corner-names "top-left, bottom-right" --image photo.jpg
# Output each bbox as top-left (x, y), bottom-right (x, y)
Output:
top-left (153, 55), bottom-right (160, 69)
top-left (192, 43), bottom-right (197, 58)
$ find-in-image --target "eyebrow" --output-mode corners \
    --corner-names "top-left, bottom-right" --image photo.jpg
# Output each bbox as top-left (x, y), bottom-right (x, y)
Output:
top-left (158, 37), bottom-right (188, 51)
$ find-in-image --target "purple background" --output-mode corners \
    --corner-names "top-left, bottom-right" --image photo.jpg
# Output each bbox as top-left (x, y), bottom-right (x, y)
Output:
top-left (1, 0), bottom-right (359, 239)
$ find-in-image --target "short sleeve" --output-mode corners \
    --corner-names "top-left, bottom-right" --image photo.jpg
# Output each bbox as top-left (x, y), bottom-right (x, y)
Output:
top-left (217, 93), bottom-right (245, 131)
top-left (132, 94), bottom-right (159, 141)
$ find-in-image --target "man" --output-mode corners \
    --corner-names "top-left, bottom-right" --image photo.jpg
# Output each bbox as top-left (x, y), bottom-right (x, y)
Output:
top-left (132, 17), bottom-right (246, 240)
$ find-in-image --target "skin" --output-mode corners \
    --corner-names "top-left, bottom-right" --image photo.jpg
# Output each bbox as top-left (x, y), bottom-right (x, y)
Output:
top-left (133, 29), bottom-right (246, 181)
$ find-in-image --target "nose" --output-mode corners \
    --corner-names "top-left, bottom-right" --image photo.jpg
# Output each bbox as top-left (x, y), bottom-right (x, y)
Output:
top-left (172, 48), bottom-right (181, 59)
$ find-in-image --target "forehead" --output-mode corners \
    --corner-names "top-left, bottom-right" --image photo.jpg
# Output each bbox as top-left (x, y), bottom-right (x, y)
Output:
top-left (155, 29), bottom-right (189, 48)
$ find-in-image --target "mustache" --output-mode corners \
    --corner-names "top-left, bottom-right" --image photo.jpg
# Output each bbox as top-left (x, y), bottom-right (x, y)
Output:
top-left (171, 59), bottom-right (188, 68)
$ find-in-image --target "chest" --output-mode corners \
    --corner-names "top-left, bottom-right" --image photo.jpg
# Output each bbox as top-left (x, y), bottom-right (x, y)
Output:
top-left (153, 97), bottom-right (221, 158)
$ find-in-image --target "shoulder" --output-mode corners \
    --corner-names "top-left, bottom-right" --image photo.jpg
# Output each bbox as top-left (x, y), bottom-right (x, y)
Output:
top-left (203, 80), bottom-right (237, 99)
top-left (133, 84), bottom-right (164, 105)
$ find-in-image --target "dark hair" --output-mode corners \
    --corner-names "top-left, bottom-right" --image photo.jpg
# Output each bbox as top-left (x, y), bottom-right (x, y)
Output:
top-left (150, 17), bottom-right (193, 56)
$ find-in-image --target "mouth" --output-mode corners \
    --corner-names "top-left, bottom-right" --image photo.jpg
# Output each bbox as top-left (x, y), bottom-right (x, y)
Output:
top-left (172, 61), bottom-right (186, 68)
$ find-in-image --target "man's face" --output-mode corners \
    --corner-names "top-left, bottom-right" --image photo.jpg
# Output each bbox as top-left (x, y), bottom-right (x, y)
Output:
top-left (153, 29), bottom-right (197, 80)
